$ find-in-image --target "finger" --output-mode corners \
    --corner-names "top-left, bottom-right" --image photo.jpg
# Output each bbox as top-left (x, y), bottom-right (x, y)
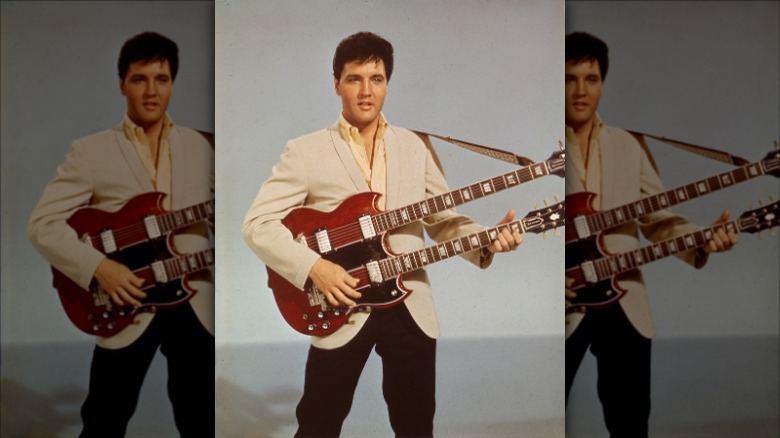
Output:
top-left (129, 274), bottom-right (146, 288)
top-left (497, 209), bottom-right (515, 225)
top-left (110, 288), bottom-right (126, 306)
top-left (333, 288), bottom-right (358, 307)
top-left (713, 209), bottom-right (730, 225)
top-left (499, 228), bottom-right (518, 248)
top-left (565, 277), bottom-right (574, 288)
top-left (119, 287), bottom-right (143, 307)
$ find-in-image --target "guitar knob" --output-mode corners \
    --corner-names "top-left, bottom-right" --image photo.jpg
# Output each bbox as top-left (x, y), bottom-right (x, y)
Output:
top-left (92, 324), bottom-right (100, 331)
top-left (333, 309), bottom-right (341, 316)
top-left (390, 290), bottom-right (398, 297)
top-left (322, 321), bottom-right (331, 330)
top-left (102, 312), bottom-right (110, 319)
top-left (307, 324), bottom-right (316, 331)
top-left (107, 323), bottom-right (114, 330)
top-left (317, 311), bottom-right (325, 318)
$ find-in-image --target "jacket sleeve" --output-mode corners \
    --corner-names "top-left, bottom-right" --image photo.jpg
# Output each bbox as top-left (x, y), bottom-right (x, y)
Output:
top-left (416, 133), bottom-right (494, 269)
top-left (242, 140), bottom-right (322, 289)
top-left (27, 140), bottom-right (107, 289)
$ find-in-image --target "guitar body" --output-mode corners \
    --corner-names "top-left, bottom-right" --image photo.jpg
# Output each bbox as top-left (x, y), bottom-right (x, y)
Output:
top-left (267, 192), bottom-right (413, 336)
top-left (52, 193), bottom-right (202, 337)
top-left (566, 191), bottom-right (627, 311)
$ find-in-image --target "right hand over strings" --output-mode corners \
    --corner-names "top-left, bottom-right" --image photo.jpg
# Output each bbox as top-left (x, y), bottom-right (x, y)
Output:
top-left (565, 276), bottom-right (577, 310)
top-left (94, 258), bottom-right (146, 307)
top-left (309, 258), bottom-right (362, 307)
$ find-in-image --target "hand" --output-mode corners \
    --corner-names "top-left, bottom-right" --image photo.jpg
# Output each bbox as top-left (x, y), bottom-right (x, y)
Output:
top-left (309, 258), bottom-right (362, 307)
top-left (94, 258), bottom-right (146, 307)
top-left (488, 209), bottom-right (523, 253)
top-left (704, 209), bottom-right (738, 253)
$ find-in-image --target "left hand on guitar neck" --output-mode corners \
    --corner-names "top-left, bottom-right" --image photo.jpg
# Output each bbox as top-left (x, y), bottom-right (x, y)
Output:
top-left (704, 209), bottom-right (739, 253)
top-left (487, 209), bottom-right (523, 253)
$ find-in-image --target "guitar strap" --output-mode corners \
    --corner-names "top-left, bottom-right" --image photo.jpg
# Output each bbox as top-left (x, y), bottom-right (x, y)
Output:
top-left (626, 130), bottom-right (750, 166)
top-left (411, 130), bottom-right (535, 166)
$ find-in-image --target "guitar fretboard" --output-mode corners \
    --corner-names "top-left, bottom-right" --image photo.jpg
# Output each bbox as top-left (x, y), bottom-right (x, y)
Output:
top-left (581, 156), bottom-right (777, 237)
top-left (158, 200), bottom-right (215, 234)
top-left (136, 247), bottom-right (215, 288)
top-left (373, 158), bottom-right (558, 233)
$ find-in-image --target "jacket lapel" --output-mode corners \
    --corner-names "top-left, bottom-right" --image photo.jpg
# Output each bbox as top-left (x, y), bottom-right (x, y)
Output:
top-left (113, 122), bottom-right (155, 193)
top-left (168, 126), bottom-right (186, 209)
top-left (328, 122), bottom-right (370, 192)
top-left (384, 126), bottom-right (401, 209)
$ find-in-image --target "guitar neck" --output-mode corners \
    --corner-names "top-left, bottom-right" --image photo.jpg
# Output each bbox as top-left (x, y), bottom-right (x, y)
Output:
top-left (373, 160), bottom-right (554, 232)
top-left (157, 199), bottom-right (215, 235)
top-left (586, 159), bottom-right (772, 235)
top-left (135, 248), bottom-right (215, 288)
top-left (373, 220), bottom-right (523, 281)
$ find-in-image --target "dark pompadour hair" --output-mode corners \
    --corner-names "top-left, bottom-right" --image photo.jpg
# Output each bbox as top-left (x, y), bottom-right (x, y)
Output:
top-left (333, 32), bottom-right (394, 82)
top-left (565, 32), bottom-right (609, 81)
top-left (118, 32), bottom-right (179, 81)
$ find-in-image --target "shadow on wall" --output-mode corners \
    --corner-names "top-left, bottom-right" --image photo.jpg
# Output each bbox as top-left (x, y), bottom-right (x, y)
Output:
top-left (216, 378), bottom-right (298, 438)
top-left (0, 378), bottom-right (83, 437)
top-left (1, 341), bottom-right (177, 438)
top-left (566, 335), bottom-right (780, 438)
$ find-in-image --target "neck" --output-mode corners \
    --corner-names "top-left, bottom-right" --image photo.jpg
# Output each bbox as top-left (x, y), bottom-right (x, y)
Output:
top-left (569, 118), bottom-right (594, 156)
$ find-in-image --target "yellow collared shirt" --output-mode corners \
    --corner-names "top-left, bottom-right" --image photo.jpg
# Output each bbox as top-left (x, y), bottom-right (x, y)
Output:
top-left (338, 113), bottom-right (388, 210)
top-left (123, 114), bottom-right (173, 209)
top-left (566, 113), bottom-right (604, 209)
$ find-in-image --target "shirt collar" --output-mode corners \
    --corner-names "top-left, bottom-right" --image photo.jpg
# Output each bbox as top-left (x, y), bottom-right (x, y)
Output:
top-left (123, 113), bottom-right (174, 145)
top-left (338, 112), bottom-right (388, 146)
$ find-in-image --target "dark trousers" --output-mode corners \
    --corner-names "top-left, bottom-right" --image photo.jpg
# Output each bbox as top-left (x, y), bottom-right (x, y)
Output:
top-left (566, 305), bottom-right (652, 438)
top-left (295, 305), bottom-right (437, 438)
top-left (79, 304), bottom-right (214, 438)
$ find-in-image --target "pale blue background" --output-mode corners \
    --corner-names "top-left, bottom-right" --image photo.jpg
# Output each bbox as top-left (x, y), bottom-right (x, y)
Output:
top-left (565, 2), bottom-right (779, 437)
top-left (215, 0), bottom-right (565, 436)
top-left (1, 2), bottom-right (214, 436)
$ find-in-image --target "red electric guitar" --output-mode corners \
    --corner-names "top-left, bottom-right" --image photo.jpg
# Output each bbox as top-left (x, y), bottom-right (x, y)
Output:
top-left (566, 200), bottom-right (779, 313)
top-left (53, 248), bottom-right (215, 336)
top-left (270, 200), bottom-right (564, 336)
top-left (275, 150), bottom-right (564, 276)
top-left (565, 149), bottom-right (779, 301)
top-left (51, 192), bottom-right (214, 336)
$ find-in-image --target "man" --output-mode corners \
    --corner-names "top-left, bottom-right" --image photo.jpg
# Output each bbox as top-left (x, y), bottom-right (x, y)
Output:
top-left (27, 32), bottom-right (214, 437)
top-left (563, 32), bottom-right (737, 436)
top-left (243, 31), bottom-right (521, 437)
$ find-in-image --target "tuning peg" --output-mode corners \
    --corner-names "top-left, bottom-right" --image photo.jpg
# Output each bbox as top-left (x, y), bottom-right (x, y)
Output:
top-left (770, 229), bottom-right (777, 237)
top-left (554, 194), bottom-right (560, 203)
top-left (534, 202), bottom-right (539, 210)
top-left (757, 231), bottom-right (764, 240)
top-left (769, 195), bottom-right (776, 202)
top-left (557, 140), bottom-right (564, 151)
top-left (543, 231), bottom-right (549, 239)
top-left (554, 228), bottom-right (561, 236)
top-left (758, 199), bottom-right (765, 207)
top-left (543, 199), bottom-right (550, 207)
top-left (773, 139), bottom-right (779, 150)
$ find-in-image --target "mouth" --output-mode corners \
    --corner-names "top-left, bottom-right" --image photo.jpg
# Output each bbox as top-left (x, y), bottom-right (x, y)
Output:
top-left (143, 102), bottom-right (159, 111)
top-left (357, 102), bottom-right (373, 110)
top-left (571, 102), bottom-right (589, 111)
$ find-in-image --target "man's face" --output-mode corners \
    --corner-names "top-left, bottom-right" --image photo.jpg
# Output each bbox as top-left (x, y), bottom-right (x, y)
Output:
top-left (334, 59), bottom-right (387, 131)
top-left (120, 59), bottom-right (173, 130)
top-left (565, 59), bottom-right (602, 130)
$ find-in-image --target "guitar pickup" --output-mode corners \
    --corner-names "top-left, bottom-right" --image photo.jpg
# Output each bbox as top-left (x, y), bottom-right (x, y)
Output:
top-left (573, 215), bottom-right (592, 239)
top-left (358, 214), bottom-right (377, 240)
top-left (365, 261), bottom-right (383, 284)
top-left (151, 260), bottom-right (168, 284)
top-left (581, 260), bottom-right (597, 284)
top-left (144, 215), bottom-right (162, 239)
top-left (314, 229), bottom-right (332, 253)
top-left (100, 229), bottom-right (117, 253)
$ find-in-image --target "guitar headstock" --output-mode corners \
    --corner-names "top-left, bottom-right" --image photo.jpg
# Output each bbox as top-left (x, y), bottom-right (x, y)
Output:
top-left (738, 199), bottom-right (780, 235)
top-left (545, 147), bottom-right (566, 178)
top-left (761, 146), bottom-right (780, 178)
top-left (522, 198), bottom-right (565, 234)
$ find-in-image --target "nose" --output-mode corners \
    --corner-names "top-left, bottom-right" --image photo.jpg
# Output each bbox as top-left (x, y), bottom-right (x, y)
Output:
top-left (573, 79), bottom-right (586, 97)
top-left (359, 79), bottom-right (372, 97)
top-left (143, 80), bottom-right (157, 97)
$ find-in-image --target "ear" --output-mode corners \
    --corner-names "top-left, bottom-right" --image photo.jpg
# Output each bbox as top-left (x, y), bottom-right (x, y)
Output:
top-left (119, 77), bottom-right (126, 96)
top-left (334, 77), bottom-right (341, 96)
